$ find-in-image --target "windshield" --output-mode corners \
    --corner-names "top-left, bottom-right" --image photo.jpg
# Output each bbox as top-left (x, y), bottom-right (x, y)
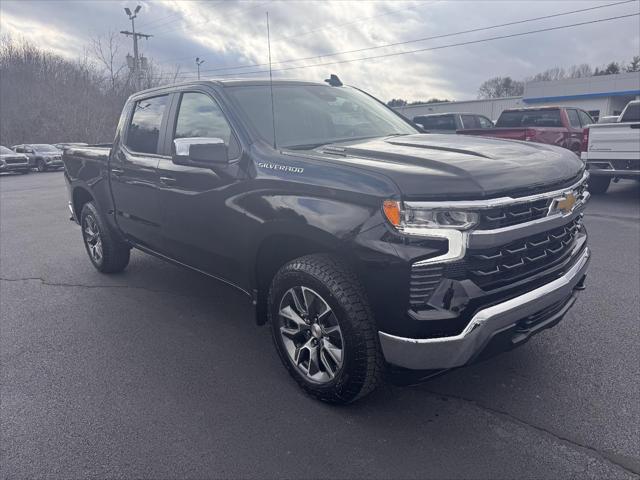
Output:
top-left (497, 110), bottom-right (562, 128)
top-left (0, 146), bottom-right (14, 154)
top-left (226, 84), bottom-right (417, 148)
top-left (33, 144), bottom-right (60, 153)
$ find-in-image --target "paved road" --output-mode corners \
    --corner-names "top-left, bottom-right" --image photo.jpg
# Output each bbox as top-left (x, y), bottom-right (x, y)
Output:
top-left (1, 171), bottom-right (639, 479)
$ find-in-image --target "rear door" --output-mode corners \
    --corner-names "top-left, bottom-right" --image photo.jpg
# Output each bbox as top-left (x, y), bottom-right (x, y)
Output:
top-left (110, 93), bottom-right (170, 250)
top-left (156, 89), bottom-right (245, 284)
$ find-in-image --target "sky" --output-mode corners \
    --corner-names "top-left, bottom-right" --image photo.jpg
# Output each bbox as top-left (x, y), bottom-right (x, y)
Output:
top-left (1, 0), bottom-right (639, 102)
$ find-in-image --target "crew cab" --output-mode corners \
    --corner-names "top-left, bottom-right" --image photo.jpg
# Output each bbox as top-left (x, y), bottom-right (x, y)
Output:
top-left (63, 79), bottom-right (590, 403)
top-left (413, 112), bottom-right (494, 134)
top-left (581, 100), bottom-right (640, 194)
top-left (458, 106), bottom-right (594, 154)
top-left (12, 144), bottom-right (63, 172)
top-left (0, 145), bottom-right (30, 174)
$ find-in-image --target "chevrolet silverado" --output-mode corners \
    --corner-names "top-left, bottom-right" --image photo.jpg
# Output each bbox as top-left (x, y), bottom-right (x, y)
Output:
top-left (63, 79), bottom-right (591, 403)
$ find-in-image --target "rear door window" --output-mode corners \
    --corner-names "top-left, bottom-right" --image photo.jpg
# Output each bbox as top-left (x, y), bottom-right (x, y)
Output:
top-left (567, 109), bottom-right (581, 128)
top-left (126, 95), bottom-right (169, 154)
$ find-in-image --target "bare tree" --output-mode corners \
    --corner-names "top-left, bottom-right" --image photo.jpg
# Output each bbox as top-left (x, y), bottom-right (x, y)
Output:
top-left (91, 31), bottom-right (127, 91)
top-left (477, 76), bottom-right (524, 99)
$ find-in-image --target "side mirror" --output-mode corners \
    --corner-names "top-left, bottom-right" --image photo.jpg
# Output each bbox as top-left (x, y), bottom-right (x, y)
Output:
top-left (172, 137), bottom-right (228, 166)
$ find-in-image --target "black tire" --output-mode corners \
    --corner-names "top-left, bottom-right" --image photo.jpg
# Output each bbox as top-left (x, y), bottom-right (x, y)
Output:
top-left (268, 254), bottom-right (384, 404)
top-left (19, 169), bottom-right (29, 174)
top-left (36, 159), bottom-right (47, 172)
top-left (80, 201), bottom-right (130, 273)
top-left (589, 176), bottom-right (611, 194)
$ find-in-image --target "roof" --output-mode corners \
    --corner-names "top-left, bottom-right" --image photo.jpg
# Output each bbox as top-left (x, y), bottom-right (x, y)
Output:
top-left (131, 78), bottom-right (330, 97)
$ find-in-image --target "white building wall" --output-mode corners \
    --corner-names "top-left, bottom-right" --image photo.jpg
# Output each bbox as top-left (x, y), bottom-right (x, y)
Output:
top-left (395, 72), bottom-right (640, 121)
top-left (524, 71), bottom-right (640, 100)
top-left (395, 97), bottom-right (524, 122)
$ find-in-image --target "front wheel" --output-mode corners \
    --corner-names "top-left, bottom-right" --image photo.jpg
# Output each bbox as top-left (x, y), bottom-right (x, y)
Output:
top-left (268, 254), bottom-right (384, 404)
top-left (589, 176), bottom-right (611, 194)
top-left (36, 159), bottom-right (47, 172)
top-left (80, 202), bottom-right (130, 273)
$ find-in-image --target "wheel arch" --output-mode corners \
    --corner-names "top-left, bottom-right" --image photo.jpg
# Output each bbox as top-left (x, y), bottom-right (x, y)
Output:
top-left (72, 186), bottom-right (94, 221)
top-left (253, 228), bottom-right (351, 325)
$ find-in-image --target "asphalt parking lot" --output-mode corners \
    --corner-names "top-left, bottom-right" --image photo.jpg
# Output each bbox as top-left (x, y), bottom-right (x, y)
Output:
top-left (1, 171), bottom-right (639, 479)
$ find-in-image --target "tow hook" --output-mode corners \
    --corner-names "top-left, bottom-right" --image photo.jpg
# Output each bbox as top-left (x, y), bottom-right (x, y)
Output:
top-left (575, 274), bottom-right (587, 291)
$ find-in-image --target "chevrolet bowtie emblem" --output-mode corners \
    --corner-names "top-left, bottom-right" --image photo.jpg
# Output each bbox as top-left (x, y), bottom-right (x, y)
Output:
top-left (553, 193), bottom-right (577, 215)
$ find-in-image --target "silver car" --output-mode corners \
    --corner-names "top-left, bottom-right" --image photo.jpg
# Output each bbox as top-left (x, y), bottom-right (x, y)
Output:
top-left (0, 145), bottom-right (30, 174)
top-left (11, 144), bottom-right (64, 172)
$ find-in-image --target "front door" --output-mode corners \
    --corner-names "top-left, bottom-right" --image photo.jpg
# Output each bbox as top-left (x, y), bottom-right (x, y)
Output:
top-left (110, 94), bottom-right (169, 250)
top-left (156, 90), bottom-right (245, 284)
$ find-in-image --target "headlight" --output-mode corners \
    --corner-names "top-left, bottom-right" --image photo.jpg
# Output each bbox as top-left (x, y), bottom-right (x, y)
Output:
top-left (383, 200), bottom-right (479, 233)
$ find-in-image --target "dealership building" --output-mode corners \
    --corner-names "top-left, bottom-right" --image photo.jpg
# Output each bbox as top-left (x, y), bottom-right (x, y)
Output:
top-left (396, 71), bottom-right (640, 122)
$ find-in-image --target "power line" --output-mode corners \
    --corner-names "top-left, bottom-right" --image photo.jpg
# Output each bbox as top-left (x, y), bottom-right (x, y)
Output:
top-left (165, 12), bottom-right (638, 81)
top-left (171, 0), bottom-right (638, 78)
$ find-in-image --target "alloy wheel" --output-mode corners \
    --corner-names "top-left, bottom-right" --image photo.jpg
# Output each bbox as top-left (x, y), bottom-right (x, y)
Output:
top-left (278, 286), bottom-right (344, 383)
top-left (83, 214), bottom-right (103, 264)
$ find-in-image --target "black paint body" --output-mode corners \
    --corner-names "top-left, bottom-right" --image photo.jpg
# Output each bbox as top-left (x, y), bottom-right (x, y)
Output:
top-left (63, 80), bottom-right (586, 339)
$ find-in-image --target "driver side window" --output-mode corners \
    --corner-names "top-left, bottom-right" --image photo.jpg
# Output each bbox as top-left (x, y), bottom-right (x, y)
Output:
top-left (174, 92), bottom-right (232, 145)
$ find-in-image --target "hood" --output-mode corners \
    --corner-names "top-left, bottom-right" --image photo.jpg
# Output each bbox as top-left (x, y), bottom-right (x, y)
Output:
top-left (312, 134), bottom-right (584, 199)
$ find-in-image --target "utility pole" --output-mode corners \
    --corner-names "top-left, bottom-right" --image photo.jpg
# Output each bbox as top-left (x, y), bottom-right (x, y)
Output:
top-left (121, 5), bottom-right (152, 91)
top-left (195, 57), bottom-right (205, 80)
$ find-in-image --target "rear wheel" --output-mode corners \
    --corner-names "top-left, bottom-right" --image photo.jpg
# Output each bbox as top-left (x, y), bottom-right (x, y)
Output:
top-left (268, 254), bottom-right (384, 404)
top-left (589, 176), bottom-right (610, 194)
top-left (80, 202), bottom-right (130, 273)
top-left (36, 159), bottom-right (47, 172)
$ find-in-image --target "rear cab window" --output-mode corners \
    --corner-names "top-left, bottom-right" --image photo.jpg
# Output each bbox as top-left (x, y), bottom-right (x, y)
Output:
top-left (496, 109), bottom-right (563, 128)
top-left (125, 95), bottom-right (169, 154)
top-left (414, 115), bottom-right (456, 130)
top-left (621, 103), bottom-right (640, 122)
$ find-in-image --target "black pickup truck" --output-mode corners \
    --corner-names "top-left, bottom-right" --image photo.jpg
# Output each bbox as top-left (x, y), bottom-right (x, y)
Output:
top-left (63, 79), bottom-right (591, 403)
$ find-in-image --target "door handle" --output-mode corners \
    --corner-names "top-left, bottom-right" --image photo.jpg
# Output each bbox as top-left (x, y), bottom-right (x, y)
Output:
top-left (111, 168), bottom-right (124, 176)
top-left (160, 176), bottom-right (177, 185)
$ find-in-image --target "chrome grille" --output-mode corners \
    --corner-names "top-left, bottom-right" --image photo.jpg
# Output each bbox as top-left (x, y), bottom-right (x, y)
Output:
top-left (479, 198), bottom-right (550, 229)
top-left (466, 217), bottom-right (583, 289)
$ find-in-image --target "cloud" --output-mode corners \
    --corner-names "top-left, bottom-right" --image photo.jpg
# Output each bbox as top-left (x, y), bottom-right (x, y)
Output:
top-left (1, 0), bottom-right (638, 101)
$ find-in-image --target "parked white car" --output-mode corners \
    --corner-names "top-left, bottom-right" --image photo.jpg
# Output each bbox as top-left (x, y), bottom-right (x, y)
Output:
top-left (581, 100), bottom-right (640, 193)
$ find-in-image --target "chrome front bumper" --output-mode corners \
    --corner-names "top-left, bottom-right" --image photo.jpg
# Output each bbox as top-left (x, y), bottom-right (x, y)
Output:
top-left (379, 247), bottom-right (590, 370)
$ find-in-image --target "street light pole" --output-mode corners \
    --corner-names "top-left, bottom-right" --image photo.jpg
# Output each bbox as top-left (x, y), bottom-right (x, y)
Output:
top-left (121, 5), bottom-right (152, 91)
top-left (196, 57), bottom-right (205, 80)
